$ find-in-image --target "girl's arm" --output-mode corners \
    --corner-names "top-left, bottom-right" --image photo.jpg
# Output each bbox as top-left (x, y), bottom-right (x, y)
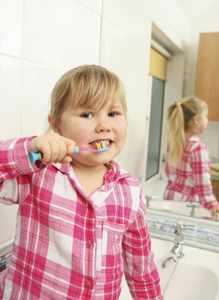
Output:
top-left (122, 188), bottom-right (163, 300)
top-left (191, 143), bottom-right (219, 211)
top-left (0, 137), bottom-right (39, 205)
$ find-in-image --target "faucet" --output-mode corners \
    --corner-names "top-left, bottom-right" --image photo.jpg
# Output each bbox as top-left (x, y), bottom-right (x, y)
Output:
top-left (162, 220), bottom-right (190, 269)
top-left (186, 202), bottom-right (201, 217)
top-left (145, 195), bottom-right (156, 208)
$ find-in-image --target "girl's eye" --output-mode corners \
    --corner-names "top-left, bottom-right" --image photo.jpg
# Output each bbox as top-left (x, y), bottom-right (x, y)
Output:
top-left (81, 113), bottom-right (93, 119)
top-left (108, 112), bottom-right (118, 117)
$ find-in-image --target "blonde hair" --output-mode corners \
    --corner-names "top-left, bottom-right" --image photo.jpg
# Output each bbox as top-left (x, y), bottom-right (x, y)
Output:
top-left (168, 96), bottom-right (208, 166)
top-left (47, 65), bottom-right (127, 132)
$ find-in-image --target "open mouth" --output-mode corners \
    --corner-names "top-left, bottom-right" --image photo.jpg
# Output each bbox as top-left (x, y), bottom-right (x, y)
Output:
top-left (89, 140), bottom-right (112, 148)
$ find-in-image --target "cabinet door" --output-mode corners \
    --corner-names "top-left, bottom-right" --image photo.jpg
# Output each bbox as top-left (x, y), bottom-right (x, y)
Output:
top-left (211, 180), bottom-right (219, 203)
top-left (195, 32), bottom-right (219, 121)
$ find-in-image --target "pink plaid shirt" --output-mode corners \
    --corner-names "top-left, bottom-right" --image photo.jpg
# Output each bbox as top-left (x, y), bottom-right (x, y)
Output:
top-left (164, 135), bottom-right (218, 210)
top-left (0, 137), bottom-right (163, 300)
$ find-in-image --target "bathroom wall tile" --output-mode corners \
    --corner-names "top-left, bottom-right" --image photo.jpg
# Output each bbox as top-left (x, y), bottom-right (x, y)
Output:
top-left (132, 133), bottom-right (147, 179)
top-left (0, 55), bottom-right (21, 139)
top-left (100, 19), bottom-right (126, 81)
top-left (78, 0), bottom-right (102, 15)
top-left (166, 72), bottom-right (184, 100)
top-left (102, 0), bottom-right (128, 32)
top-left (0, 205), bottom-right (18, 244)
top-left (183, 73), bottom-right (196, 97)
top-left (21, 62), bottom-right (62, 137)
top-left (126, 0), bottom-right (151, 36)
top-left (125, 87), bottom-right (147, 134)
top-left (185, 46), bottom-right (198, 74)
top-left (123, 35), bottom-right (150, 91)
top-left (115, 133), bottom-right (134, 175)
top-left (23, 0), bottom-right (66, 69)
top-left (147, 212), bottom-right (196, 242)
top-left (0, 0), bottom-right (23, 57)
top-left (200, 122), bottom-right (219, 157)
top-left (63, 0), bottom-right (101, 71)
top-left (195, 224), bottom-right (219, 250)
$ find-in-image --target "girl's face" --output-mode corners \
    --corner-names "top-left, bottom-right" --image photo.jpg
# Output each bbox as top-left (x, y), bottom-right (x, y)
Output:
top-left (197, 111), bottom-right (208, 134)
top-left (53, 98), bottom-right (127, 167)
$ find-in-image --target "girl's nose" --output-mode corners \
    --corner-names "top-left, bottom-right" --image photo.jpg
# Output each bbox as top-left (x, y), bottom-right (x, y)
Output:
top-left (95, 119), bottom-right (111, 132)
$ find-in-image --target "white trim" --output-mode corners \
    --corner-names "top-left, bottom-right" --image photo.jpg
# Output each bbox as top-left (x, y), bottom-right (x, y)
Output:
top-left (151, 39), bottom-right (172, 60)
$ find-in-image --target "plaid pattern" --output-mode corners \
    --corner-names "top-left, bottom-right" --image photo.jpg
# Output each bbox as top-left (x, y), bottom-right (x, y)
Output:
top-left (0, 137), bottom-right (163, 300)
top-left (164, 135), bottom-right (218, 210)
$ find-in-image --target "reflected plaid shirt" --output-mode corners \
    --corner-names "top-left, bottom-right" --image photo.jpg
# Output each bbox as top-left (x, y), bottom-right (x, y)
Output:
top-left (164, 135), bottom-right (218, 210)
top-left (0, 137), bottom-right (163, 300)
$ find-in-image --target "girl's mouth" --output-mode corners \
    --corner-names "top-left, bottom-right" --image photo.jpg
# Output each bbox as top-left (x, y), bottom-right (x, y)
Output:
top-left (90, 140), bottom-right (112, 146)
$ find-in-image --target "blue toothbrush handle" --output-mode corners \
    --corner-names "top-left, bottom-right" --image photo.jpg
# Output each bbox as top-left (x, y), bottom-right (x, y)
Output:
top-left (29, 147), bottom-right (79, 164)
top-left (28, 151), bottom-right (42, 164)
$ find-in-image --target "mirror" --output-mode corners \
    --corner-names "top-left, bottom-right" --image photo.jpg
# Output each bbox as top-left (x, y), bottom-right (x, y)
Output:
top-left (100, 0), bottom-right (219, 224)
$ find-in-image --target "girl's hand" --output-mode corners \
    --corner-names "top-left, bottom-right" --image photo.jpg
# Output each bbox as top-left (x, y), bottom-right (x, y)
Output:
top-left (30, 133), bottom-right (76, 165)
top-left (209, 205), bottom-right (219, 221)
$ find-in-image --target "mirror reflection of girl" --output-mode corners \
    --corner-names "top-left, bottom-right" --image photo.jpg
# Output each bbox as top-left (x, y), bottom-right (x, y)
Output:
top-left (0, 65), bottom-right (163, 300)
top-left (164, 97), bottom-right (219, 221)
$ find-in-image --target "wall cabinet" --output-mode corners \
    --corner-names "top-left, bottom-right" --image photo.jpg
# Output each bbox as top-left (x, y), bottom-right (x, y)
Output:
top-left (211, 179), bottom-right (219, 203)
top-left (195, 32), bottom-right (219, 121)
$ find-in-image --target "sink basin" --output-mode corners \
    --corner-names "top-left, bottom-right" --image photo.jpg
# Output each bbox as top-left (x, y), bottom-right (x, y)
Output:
top-left (119, 238), bottom-right (219, 300)
top-left (148, 200), bottom-right (214, 219)
top-left (165, 264), bottom-right (218, 300)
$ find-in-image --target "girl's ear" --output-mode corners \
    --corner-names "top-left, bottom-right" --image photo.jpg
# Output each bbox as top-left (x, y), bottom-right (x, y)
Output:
top-left (48, 115), bottom-right (61, 134)
top-left (192, 114), bottom-right (199, 125)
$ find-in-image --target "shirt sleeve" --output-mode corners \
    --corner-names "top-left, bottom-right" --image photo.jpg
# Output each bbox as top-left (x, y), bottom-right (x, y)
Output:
top-left (191, 143), bottom-right (218, 210)
top-left (0, 137), bottom-right (43, 205)
top-left (122, 187), bottom-right (163, 300)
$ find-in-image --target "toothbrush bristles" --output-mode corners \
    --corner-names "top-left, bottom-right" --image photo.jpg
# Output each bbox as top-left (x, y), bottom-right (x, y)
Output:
top-left (97, 142), bottom-right (107, 149)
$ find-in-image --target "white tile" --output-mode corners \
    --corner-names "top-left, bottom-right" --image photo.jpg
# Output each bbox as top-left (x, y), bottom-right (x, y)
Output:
top-left (100, 19), bottom-right (126, 81)
top-left (125, 87), bottom-right (147, 134)
top-left (63, 0), bottom-right (101, 71)
top-left (126, 0), bottom-right (151, 36)
top-left (0, 55), bottom-right (21, 139)
top-left (166, 72), bottom-right (184, 100)
top-left (23, 0), bottom-right (66, 68)
top-left (102, 0), bottom-right (128, 32)
top-left (0, 0), bottom-right (23, 57)
top-left (0, 205), bottom-right (18, 244)
top-left (132, 133), bottom-right (147, 179)
top-left (185, 46), bottom-right (198, 74)
top-left (123, 35), bottom-right (150, 91)
top-left (21, 62), bottom-right (62, 137)
top-left (116, 133), bottom-right (134, 174)
top-left (183, 73), bottom-right (196, 97)
top-left (200, 122), bottom-right (219, 157)
top-left (78, 0), bottom-right (102, 15)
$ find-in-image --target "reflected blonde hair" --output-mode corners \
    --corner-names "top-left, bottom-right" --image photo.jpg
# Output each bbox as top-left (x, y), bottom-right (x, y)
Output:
top-left (168, 96), bottom-right (208, 166)
top-left (47, 65), bottom-right (127, 132)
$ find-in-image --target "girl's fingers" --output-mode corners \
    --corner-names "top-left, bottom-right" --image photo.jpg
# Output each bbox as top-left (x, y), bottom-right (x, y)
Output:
top-left (31, 134), bottom-right (76, 165)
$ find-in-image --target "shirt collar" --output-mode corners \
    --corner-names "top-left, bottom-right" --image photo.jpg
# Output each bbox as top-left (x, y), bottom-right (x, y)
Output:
top-left (51, 160), bottom-right (131, 184)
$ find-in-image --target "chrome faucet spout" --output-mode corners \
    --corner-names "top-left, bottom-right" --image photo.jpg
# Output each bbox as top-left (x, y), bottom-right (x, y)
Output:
top-left (162, 220), bottom-right (190, 269)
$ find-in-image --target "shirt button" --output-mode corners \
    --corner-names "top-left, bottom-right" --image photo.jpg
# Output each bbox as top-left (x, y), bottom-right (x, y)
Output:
top-left (85, 281), bottom-right (92, 290)
top-left (86, 241), bottom-right (92, 249)
top-left (87, 204), bottom-right (93, 211)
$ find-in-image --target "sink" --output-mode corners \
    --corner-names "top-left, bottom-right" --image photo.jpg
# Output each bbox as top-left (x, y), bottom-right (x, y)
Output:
top-left (148, 200), bottom-right (214, 219)
top-left (119, 238), bottom-right (219, 300)
top-left (165, 264), bottom-right (218, 300)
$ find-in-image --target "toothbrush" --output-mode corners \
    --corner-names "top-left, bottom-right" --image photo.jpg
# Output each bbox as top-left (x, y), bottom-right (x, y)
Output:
top-left (28, 142), bottom-right (109, 164)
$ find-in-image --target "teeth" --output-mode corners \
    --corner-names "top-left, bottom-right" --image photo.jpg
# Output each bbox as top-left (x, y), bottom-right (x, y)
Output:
top-left (91, 140), bottom-right (110, 146)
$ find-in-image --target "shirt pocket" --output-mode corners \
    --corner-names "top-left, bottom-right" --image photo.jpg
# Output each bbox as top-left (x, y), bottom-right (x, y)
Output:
top-left (99, 221), bottom-right (126, 273)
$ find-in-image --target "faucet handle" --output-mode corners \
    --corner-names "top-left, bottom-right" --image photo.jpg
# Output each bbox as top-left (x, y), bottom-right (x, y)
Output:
top-left (145, 195), bottom-right (156, 208)
top-left (173, 219), bottom-right (191, 230)
top-left (186, 203), bottom-right (201, 208)
top-left (186, 202), bottom-right (201, 217)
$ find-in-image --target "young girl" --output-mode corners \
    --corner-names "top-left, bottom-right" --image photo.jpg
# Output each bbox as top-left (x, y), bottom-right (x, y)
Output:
top-left (0, 65), bottom-right (163, 300)
top-left (164, 96), bottom-right (219, 220)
